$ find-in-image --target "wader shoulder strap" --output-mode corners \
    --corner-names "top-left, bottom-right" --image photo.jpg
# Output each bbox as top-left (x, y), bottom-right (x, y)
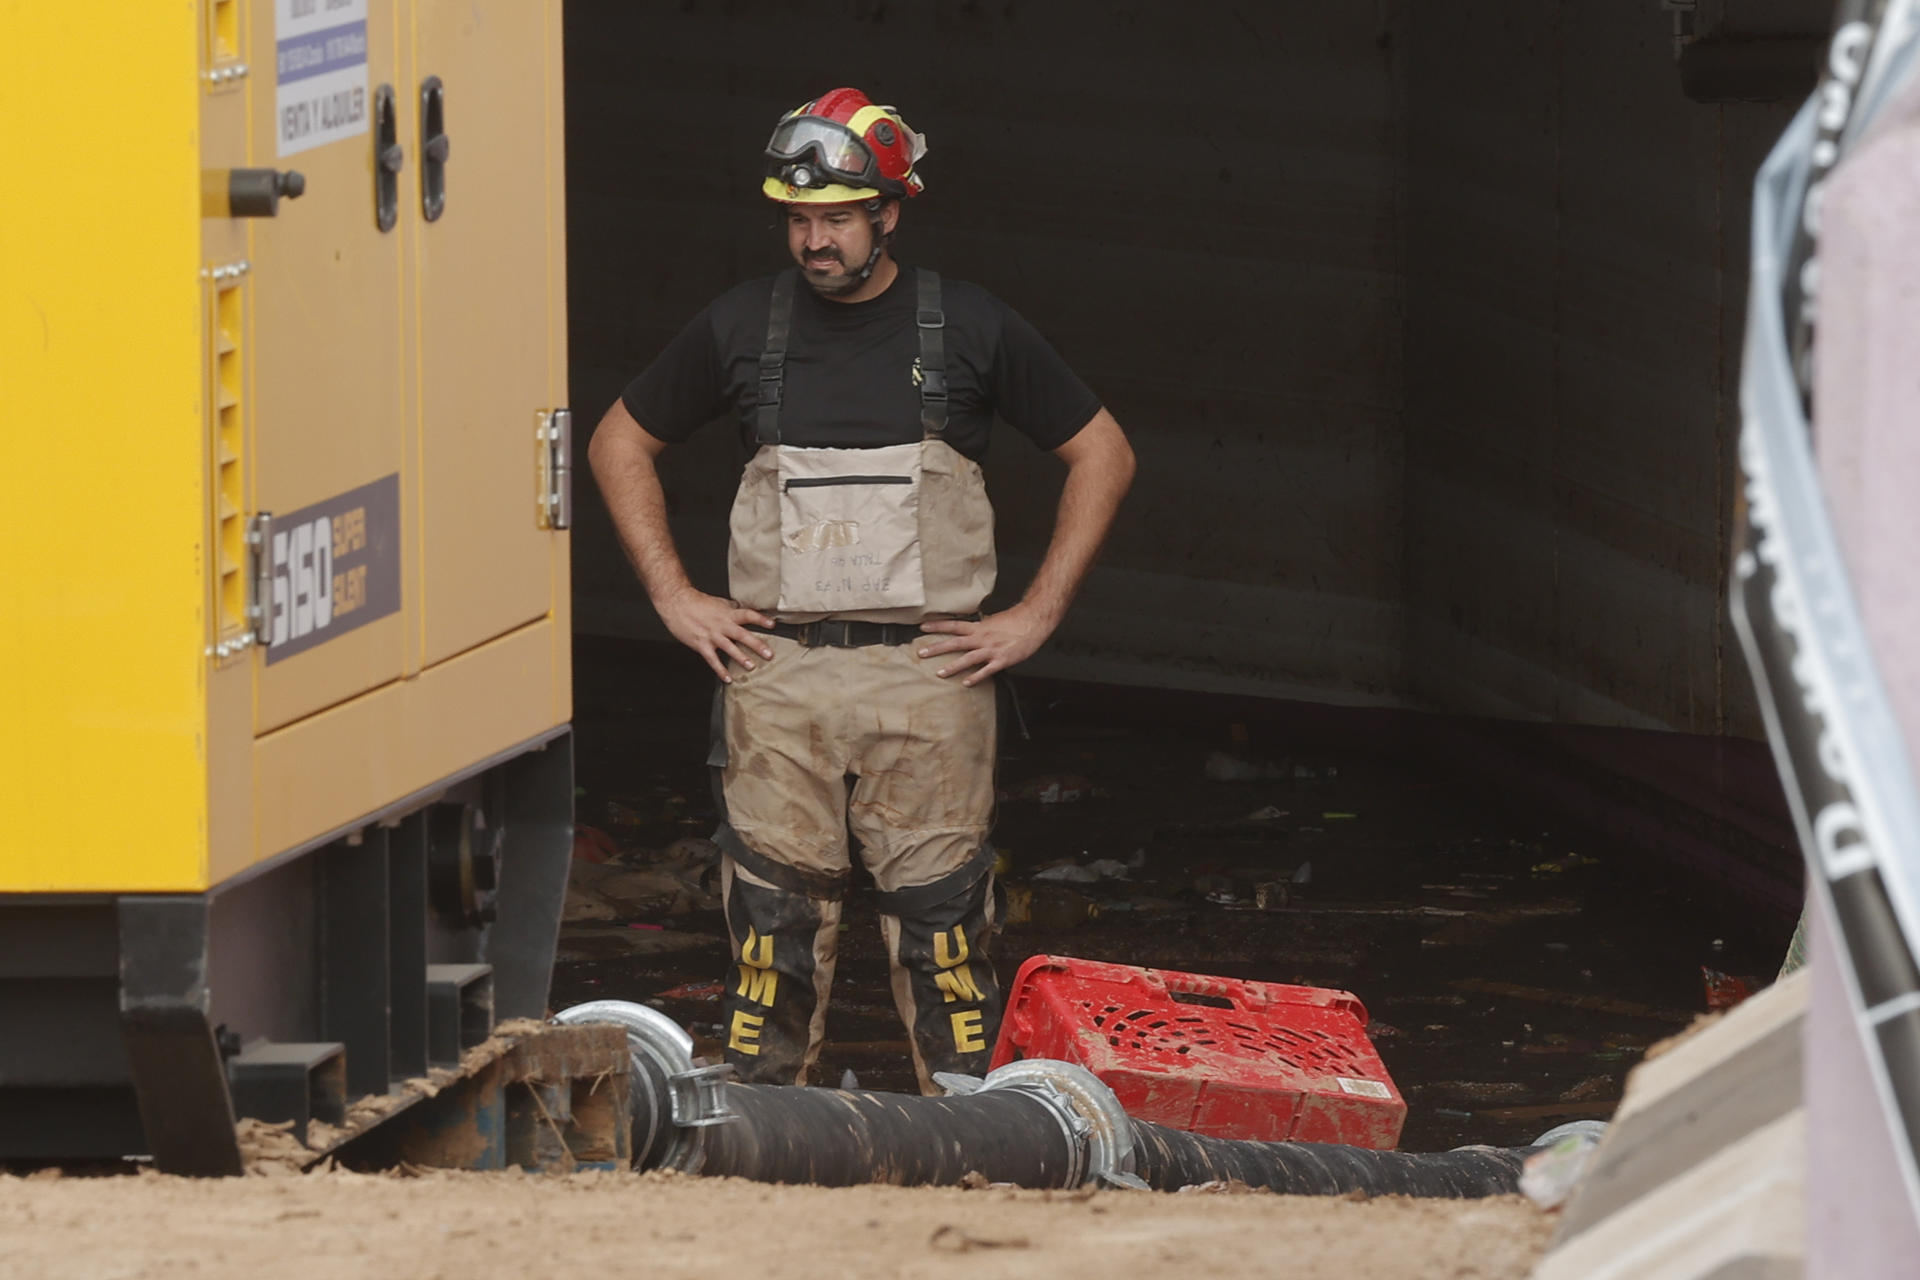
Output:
top-left (916, 269), bottom-right (949, 439)
top-left (756, 270), bottom-right (798, 446)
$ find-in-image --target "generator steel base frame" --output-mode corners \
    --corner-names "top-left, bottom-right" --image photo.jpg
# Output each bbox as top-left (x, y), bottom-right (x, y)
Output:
top-left (0, 732), bottom-right (575, 1174)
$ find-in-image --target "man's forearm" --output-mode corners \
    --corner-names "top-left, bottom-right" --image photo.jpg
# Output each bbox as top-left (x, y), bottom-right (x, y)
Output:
top-left (1021, 410), bottom-right (1136, 627)
top-left (589, 403), bottom-right (774, 678)
top-left (587, 407), bottom-right (694, 607)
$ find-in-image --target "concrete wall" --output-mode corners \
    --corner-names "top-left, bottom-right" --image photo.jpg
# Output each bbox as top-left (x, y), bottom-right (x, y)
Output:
top-left (565, 0), bottom-right (1812, 732)
top-left (565, 0), bottom-right (1410, 703)
top-left (1401, 2), bottom-right (1797, 734)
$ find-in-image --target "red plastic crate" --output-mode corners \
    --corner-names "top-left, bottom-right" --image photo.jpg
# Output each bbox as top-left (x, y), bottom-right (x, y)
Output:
top-left (990, 955), bottom-right (1405, 1149)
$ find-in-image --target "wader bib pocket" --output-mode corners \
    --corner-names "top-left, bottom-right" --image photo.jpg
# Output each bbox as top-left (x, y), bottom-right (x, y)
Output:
top-left (728, 267), bottom-right (994, 621)
top-left (776, 442), bottom-right (927, 613)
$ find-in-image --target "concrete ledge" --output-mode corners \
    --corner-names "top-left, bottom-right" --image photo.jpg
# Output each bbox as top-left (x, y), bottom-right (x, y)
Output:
top-left (1536, 1111), bottom-right (1802, 1280)
top-left (1534, 970), bottom-right (1808, 1279)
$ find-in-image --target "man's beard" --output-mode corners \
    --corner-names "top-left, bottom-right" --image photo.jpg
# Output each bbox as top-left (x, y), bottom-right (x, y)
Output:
top-left (799, 246), bottom-right (866, 297)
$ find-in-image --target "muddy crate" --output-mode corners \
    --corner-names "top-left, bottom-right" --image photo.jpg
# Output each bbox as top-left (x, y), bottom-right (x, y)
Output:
top-left (990, 955), bottom-right (1405, 1149)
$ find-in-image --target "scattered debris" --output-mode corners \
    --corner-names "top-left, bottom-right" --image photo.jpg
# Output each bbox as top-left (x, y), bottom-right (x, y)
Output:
top-left (571, 824), bottom-right (620, 864)
top-left (603, 798), bottom-right (653, 831)
top-left (929, 1224), bottom-right (1030, 1252)
top-left (1002, 773), bottom-right (1101, 804)
top-left (1530, 853), bottom-right (1601, 876)
top-left (1421, 918), bottom-right (1495, 948)
top-left (1026, 885), bottom-right (1093, 929)
top-left (1558, 1075), bottom-right (1615, 1103)
top-left (1520, 1123), bottom-right (1608, 1210)
top-left (582, 863), bottom-right (717, 916)
top-left (235, 1118), bottom-right (309, 1176)
top-left (1175, 1179), bottom-right (1269, 1196)
top-left (1033, 857), bottom-right (1133, 883)
top-left (655, 981), bottom-right (725, 1001)
top-left (1194, 874), bottom-right (1233, 899)
top-left (1424, 1081), bottom-right (1531, 1105)
top-left (1474, 1101), bottom-right (1617, 1122)
top-left (1450, 979), bottom-right (1695, 1024)
top-left (1702, 967), bottom-right (1761, 1010)
top-left (562, 883), bottom-right (619, 924)
top-left (554, 928), bottom-right (719, 962)
top-left (1204, 749), bottom-right (1286, 782)
top-left (1519, 1039), bottom-right (1597, 1057)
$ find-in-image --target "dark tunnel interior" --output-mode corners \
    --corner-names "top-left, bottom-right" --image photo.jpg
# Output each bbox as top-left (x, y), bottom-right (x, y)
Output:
top-left (550, 0), bottom-right (1820, 1146)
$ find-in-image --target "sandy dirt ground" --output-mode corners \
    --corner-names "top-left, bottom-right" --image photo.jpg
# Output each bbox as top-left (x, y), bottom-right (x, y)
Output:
top-left (0, 1168), bottom-right (1552, 1280)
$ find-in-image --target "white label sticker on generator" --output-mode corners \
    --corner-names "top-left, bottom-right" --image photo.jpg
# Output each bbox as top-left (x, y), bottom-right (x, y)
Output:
top-left (275, 0), bottom-right (370, 157)
top-left (1336, 1077), bottom-right (1392, 1100)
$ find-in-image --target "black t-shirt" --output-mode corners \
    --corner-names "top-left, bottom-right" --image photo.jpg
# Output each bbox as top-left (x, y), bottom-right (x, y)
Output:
top-left (619, 265), bottom-right (1100, 461)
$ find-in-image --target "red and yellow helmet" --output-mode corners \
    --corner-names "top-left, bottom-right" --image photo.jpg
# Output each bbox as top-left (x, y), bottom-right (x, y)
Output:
top-left (763, 88), bottom-right (926, 204)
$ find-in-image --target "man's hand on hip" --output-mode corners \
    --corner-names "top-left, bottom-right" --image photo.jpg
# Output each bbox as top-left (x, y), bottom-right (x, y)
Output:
top-left (917, 602), bottom-right (1056, 686)
top-left (657, 586), bottom-right (775, 682)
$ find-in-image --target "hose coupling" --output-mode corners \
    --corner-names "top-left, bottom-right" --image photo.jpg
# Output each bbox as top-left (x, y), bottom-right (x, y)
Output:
top-left (552, 999), bottom-right (734, 1172)
top-left (941, 1059), bottom-right (1147, 1190)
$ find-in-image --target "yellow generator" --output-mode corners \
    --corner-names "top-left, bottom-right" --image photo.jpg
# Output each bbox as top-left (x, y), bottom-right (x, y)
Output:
top-left (0, 1), bottom-right (573, 1172)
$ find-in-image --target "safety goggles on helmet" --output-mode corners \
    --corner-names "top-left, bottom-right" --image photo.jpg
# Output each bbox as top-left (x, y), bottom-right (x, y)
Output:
top-left (764, 116), bottom-right (894, 193)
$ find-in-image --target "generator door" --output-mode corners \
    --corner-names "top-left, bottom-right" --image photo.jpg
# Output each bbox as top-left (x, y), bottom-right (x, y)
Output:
top-left (412, 0), bottom-right (566, 669)
top-left (247, 4), bottom-right (409, 735)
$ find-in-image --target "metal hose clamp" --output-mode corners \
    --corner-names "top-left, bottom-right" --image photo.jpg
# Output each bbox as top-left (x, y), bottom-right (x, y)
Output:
top-left (943, 1059), bottom-right (1147, 1190)
top-left (552, 1000), bottom-right (733, 1171)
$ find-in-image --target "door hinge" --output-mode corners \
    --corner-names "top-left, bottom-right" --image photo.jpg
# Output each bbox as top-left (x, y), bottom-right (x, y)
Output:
top-left (536, 408), bottom-right (572, 530)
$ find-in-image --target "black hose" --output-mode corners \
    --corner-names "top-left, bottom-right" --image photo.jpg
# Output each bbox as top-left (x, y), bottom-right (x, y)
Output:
top-left (560, 1003), bottom-right (1541, 1198)
top-left (1129, 1119), bottom-right (1532, 1197)
top-left (679, 1083), bottom-right (1082, 1188)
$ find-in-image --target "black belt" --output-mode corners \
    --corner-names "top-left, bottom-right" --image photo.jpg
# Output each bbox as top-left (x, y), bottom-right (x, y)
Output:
top-left (748, 618), bottom-right (961, 648)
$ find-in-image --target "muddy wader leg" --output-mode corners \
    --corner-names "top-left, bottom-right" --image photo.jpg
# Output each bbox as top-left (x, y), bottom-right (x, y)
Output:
top-left (707, 648), bottom-right (854, 1087)
top-left (719, 858), bottom-right (842, 1085)
top-left (879, 869), bottom-right (1003, 1091)
top-left (842, 643), bottom-right (1001, 1092)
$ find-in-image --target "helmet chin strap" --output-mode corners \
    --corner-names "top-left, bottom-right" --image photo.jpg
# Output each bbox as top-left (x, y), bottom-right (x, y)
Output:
top-left (855, 202), bottom-right (887, 281)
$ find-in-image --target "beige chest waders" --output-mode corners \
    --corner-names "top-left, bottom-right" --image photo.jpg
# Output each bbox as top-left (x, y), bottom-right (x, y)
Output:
top-left (712, 269), bottom-right (1005, 1091)
top-left (726, 269), bottom-right (997, 623)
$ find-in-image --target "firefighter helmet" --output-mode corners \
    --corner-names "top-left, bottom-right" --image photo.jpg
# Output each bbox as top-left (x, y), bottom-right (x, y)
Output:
top-left (763, 88), bottom-right (926, 204)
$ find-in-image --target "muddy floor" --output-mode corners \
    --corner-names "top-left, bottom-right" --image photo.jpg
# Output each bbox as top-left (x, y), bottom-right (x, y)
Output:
top-left (0, 1169), bottom-right (1555, 1280)
top-left (561, 636), bottom-right (1795, 1154)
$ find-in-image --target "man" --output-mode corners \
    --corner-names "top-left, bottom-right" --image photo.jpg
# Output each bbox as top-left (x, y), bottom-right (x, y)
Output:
top-left (588, 88), bottom-right (1134, 1092)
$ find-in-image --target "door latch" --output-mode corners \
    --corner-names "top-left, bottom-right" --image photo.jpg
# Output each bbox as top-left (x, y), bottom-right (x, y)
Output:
top-left (420, 75), bottom-right (449, 222)
top-left (245, 512), bottom-right (276, 652)
top-left (536, 409), bottom-right (572, 530)
top-left (373, 84), bottom-right (402, 232)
